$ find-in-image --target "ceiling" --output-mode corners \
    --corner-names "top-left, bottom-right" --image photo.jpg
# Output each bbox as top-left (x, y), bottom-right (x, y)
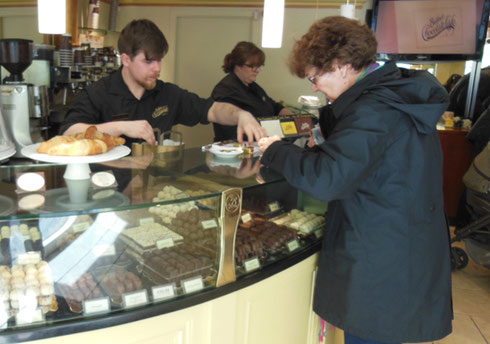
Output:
top-left (0, 0), bottom-right (367, 8)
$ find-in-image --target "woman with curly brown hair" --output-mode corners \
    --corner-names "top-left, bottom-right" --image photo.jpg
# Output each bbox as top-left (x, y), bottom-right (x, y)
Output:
top-left (258, 16), bottom-right (453, 344)
top-left (211, 41), bottom-right (294, 142)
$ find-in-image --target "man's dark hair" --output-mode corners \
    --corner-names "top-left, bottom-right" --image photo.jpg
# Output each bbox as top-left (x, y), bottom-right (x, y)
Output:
top-left (118, 19), bottom-right (169, 60)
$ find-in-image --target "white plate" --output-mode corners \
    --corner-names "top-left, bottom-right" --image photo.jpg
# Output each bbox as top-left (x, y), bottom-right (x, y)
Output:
top-left (209, 145), bottom-right (243, 159)
top-left (0, 144), bottom-right (15, 162)
top-left (21, 143), bottom-right (131, 164)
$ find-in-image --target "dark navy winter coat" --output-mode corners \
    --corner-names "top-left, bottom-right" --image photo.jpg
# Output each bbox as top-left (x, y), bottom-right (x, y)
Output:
top-left (260, 62), bottom-right (453, 343)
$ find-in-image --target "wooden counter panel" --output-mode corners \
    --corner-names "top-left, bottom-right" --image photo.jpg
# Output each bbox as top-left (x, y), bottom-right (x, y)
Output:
top-left (438, 128), bottom-right (474, 219)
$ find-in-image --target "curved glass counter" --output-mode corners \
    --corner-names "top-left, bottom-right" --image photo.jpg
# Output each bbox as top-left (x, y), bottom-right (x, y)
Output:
top-left (0, 147), bottom-right (325, 343)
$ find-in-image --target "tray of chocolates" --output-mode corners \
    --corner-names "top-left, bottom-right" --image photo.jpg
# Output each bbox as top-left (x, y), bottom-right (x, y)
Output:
top-left (91, 266), bottom-right (144, 306)
top-left (139, 244), bottom-right (216, 288)
top-left (238, 217), bottom-right (298, 254)
top-left (269, 209), bottom-right (325, 236)
top-left (235, 226), bottom-right (266, 267)
top-left (168, 208), bottom-right (219, 253)
top-left (1, 224), bottom-right (44, 266)
top-left (56, 272), bottom-right (104, 313)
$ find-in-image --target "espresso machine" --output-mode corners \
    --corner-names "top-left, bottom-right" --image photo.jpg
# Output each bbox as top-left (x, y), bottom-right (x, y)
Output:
top-left (0, 39), bottom-right (49, 157)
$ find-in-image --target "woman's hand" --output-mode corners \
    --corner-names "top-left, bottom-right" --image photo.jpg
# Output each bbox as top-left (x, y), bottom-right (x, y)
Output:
top-left (258, 135), bottom-right (282, 154)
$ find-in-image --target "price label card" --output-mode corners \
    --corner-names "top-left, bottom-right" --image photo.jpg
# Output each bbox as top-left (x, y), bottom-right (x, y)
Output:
top-left (182, 276), bottom-right (204, 294)
top-left (15, 308), bottom-right (44, 326)
top-left (93, 244), bottom-right (115, 257)
top-left (123, 290), bottom-right (148, 309)
top-left (139, 217), bottom-right (154, 225)
top-left (287, 239), bottom-right (300, 253)
top-left (73, 222), bottom-right (90, 233)
top-left (241, 213), bottom-right (253, 223)
top-left (268, 202), bottom-right (280, 212)
top-left (91, 171), bottom-right (117, 189)
top-left (16, 172), bottom-right (46, 193)
top-left (201, 219), bottom-right (218, 230)
top-left (244, 257), bottom-right (261, 272)
top-left (152, 283), bottom-right (177, 302)
top-left (83, 297), bottom-right (110, 315)
top-left (314, 229), bottom-right (323, 239)
top-left (156, 237), bottom-right (174, 249)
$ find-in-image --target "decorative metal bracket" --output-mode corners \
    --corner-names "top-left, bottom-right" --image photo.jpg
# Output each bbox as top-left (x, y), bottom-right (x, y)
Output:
top-left (216, 187), bottom-right (242, 287)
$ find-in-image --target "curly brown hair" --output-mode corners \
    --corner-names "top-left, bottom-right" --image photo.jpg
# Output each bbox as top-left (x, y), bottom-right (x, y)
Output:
top-left (289, 16), bottom-right (377, 78)
top-left (222, 41), bottom-right (265, 73)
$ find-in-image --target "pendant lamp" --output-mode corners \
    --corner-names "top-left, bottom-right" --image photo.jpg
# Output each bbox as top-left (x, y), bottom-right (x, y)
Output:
top-left (261, 0), bottom-right (285, 48)
top-left (38, 0), bottom-right (66, 34)
top-left (340, 0), bottom-right (356, 19)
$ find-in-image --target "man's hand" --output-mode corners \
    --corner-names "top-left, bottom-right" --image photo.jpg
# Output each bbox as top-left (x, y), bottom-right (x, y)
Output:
top-left (258, 135), bottom-right (282, 154)
top-left (118, 120), bottom-right (156, 145)
top-left (208, 102), bottom-right (267, 144)
top-left (64, 120), bottom-right (156, 145)
top-left (236, 111), bottom-right (268, 144)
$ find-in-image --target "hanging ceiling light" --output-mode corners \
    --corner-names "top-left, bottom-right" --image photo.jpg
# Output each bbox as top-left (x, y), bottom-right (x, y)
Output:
top-left (38, 0), bottom-right (66, 34)
top-left (262, 0), bottom-right (285, 48)
top-left (340, 0), bottom-right (356, 19)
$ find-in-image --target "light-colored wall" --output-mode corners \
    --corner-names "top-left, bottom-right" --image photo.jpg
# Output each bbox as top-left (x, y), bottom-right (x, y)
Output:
top-left (0, 2), bottom-right (373, 147)
top-left (0, 6), bottom-right (42, 42)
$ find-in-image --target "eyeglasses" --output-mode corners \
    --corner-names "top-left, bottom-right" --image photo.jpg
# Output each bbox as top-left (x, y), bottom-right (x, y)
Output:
top-left (244, 64), bottom-right (263, 71)
top-left (308, 72), bottom-right (320, 85)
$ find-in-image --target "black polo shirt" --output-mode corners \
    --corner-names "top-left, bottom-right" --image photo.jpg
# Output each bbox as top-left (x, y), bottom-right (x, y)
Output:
top-left (60, 67), bottom-right (214, 146)
top-left (210, 72), bottom-right (284, 141)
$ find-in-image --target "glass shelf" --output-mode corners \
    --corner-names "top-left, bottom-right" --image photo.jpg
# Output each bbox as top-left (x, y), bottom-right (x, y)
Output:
top-left (78, 27), bottom-right (120, 36)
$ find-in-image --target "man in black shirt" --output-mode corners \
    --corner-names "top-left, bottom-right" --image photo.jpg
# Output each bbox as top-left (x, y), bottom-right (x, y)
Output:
top-left (61, 19), bottom-right (267, 146)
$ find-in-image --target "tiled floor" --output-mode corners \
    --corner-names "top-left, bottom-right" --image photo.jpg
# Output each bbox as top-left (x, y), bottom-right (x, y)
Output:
top-left (418, 237), bottom-right (490, 344)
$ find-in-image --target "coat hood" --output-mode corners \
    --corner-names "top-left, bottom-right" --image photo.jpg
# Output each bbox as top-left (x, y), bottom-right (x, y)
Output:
top-left (332, 62), bottom-right (449, 134)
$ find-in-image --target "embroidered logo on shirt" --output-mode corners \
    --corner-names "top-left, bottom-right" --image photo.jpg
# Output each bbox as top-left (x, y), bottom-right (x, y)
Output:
top-left (152, 106), bottom-right (168, 118)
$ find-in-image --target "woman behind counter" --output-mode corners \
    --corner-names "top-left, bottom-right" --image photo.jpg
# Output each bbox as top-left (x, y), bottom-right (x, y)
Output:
top-left (258, 16), bottom-right (452, 344)
top-left (211, 41), bottom-right (294, 142)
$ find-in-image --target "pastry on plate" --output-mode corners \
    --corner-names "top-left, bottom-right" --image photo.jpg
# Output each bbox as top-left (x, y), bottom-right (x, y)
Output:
top-left (37, 126), bottom-right (125, 156)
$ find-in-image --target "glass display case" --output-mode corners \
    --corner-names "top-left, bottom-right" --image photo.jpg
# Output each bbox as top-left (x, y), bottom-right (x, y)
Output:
top-left (0, 147), bottom-right (325, 343)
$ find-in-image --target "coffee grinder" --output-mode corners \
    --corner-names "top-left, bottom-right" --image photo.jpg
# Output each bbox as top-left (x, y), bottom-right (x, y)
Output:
top-left (0, 39), bottom-right (42, 157)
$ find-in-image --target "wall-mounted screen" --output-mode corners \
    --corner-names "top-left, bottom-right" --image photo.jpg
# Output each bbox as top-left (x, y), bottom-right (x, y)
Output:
top-left (371, 0), bottom-right (490, 62)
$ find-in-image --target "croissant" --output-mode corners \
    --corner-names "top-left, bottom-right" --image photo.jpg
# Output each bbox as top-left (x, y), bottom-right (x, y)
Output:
top-left (37, 126), bottom-right (125, 156)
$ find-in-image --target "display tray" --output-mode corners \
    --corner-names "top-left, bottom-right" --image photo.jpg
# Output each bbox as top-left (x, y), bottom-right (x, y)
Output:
top-left (21, 143), bottom-right (131, 164)
top-left (238, 217), bottom-right (298, 255)
top-left (56, 272), bottom-right (106, 314)
top-left (91, 265), bottom-right (145, 306)
top-left (137, 243), bottom-right (216, 288)
top-left (0, 223), bottom-right (44, 265)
